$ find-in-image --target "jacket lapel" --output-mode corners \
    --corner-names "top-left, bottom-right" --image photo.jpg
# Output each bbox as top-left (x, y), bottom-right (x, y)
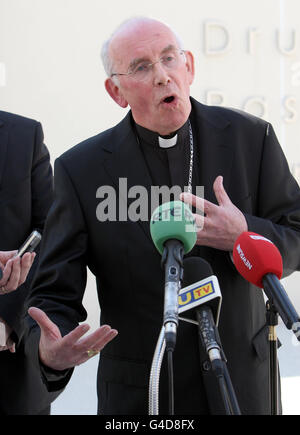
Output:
top-left (102, 113), bottom-right (154, 242)
top-left (190, 99), bottom-right (234, 262)
top-left (0, 118), bottom-right (8, 189)
top-left (191, 99), bottom-right (233, 205)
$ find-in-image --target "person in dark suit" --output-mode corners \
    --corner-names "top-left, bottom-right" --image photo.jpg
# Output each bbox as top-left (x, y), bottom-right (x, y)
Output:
top-left (27, 17), bottom-right (300, 415)
top-left (0, 111), bottom-right (61, 414)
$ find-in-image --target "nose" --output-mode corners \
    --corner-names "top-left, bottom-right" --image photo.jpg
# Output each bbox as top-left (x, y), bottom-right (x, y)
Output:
top-left (153, 61), bottom-right (171, 86)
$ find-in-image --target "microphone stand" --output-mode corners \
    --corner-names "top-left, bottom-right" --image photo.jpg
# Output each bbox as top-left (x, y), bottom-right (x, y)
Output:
top-left (196, 309), bottom-right (241, 415)
top-left (266, 300), bottom-right (279, 415)
top-left (149, 308), bottom-right (242, 415)
top-left (161, 240), bottom-right (184, 415)
top-left (262, 274), bottom-right (300, 415)
top-left (149, 241), bottom-right (184, 415)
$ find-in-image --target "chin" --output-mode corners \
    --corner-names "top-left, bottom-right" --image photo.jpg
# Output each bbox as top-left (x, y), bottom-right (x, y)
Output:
top-left (160, 114), bottom-right (189, 134)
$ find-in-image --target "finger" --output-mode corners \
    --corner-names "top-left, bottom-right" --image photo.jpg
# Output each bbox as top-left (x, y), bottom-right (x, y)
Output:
top-left (7, 337), bottom-right (15, 353)
top-left (31, 252), bottom-right (36, 266)
top-left (62, 323), bottom-right (91, 348)
top-left (0, 260), bottom-right (14, 287)
top-left (9, 344), bottom-right (16, 354)
top-left (77, 328), bottom-right (118, 365)
top-left (213, 176), bottom-right (231, 207)
top-left (28, 307), bottom-right (61, 341)
top-left (193, 213), bottom-right (205, 232)
top-left (78, 325), bottom-right (118, 353)
top-left (71, 325), bottom-right (112, 352)
top-left (180, 192), bottom-right (217, 216)
top-left (180, 192), bottom-right (204, 212)
top-left (4, 257), bottom-right (21, 291)
top-left (18, 253), bottom-right (34, 285)
top-left (92, 328), bottom-right (118, 351)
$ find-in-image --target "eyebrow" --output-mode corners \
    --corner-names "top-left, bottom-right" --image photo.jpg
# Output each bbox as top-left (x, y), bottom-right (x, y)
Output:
top-left (128, 44), bottom-right (177, 70)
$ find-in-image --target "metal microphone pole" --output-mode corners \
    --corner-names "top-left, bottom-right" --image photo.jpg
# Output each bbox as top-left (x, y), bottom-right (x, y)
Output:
top-left (262, 274), bottom-right (300, 415)
top-left (266, 300), bottom-right (279, 415)
top-left (149, 240), bottom-right (184, 415)
top-left (196, 308), bottom-right (241, 415)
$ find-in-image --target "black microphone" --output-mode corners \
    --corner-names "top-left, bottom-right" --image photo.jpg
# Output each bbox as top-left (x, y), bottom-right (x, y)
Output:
top-left (178, 261), bottom-right (222, 327)
top-left (181, 257), bottom-right (223, 365)
top-left (181, 257), bottom-right (241, 415)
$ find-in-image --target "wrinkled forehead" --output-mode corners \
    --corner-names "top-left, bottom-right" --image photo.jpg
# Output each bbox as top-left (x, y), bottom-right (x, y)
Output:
top-left (109, 21), bottom-right (180, 69)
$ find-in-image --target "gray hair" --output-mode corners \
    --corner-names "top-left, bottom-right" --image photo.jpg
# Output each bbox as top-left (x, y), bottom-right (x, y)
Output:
top-left (101, 16), bottom-right (185, 80)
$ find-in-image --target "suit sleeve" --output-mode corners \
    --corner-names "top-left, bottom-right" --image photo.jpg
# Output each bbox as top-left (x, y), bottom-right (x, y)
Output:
top-left (0, 122), bottom-right (54, 341)
top-left (30, 122), bottom-right (54, 231)
top-left (25, 157), bottom-right (89, 391)
top-left (245, 123), bottom-right (300, 276)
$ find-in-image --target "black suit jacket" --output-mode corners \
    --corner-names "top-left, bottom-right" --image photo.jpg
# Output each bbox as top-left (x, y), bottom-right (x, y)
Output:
top-left (0, 111), bottom-right (59, 414)
top-left (27, 99), bottom-right (300, 415)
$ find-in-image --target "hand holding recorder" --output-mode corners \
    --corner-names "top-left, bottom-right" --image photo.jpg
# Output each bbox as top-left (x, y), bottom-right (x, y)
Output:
top-left (0, 231), bottom-right (41, 295)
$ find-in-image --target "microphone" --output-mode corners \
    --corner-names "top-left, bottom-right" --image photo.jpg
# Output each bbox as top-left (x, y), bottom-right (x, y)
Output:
top-left (150, 201), bottom-right (196, 351)
top-left (233, 231), bottom-right (300, 339)
top-left (179, 257), bottom-right (223, 364)
top-left (178, 257), bottom-right (241, 415)
top-left (178, 260), bottom-right (222, 327)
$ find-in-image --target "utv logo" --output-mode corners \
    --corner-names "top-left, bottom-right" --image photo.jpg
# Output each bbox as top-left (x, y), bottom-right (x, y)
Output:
top-left (178, 281), bottom-right (214, 307)
top-left (236, 244), bottom-right (253, 270)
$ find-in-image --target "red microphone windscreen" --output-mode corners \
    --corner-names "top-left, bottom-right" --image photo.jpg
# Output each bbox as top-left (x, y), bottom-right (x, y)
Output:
top-left (233, 232), bottom-right (283, 288)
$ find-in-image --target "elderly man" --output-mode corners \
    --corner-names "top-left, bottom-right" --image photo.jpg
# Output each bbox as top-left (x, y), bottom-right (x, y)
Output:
top-left (27, 17), bottom-right (300, 415)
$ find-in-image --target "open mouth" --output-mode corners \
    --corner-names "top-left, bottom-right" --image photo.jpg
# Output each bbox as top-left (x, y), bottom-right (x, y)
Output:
top-left (163, 95), bottom-right (175, 104)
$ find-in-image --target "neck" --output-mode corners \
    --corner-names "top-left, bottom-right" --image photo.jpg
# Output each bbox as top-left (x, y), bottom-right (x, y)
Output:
top-left (134, 117), bottom-right (191, 150)
top-left (133, 119), bottom-right (189, 137)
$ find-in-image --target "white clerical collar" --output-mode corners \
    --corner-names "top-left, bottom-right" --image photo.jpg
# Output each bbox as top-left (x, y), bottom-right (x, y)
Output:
top-left (158, 134), bottom-right (178, 148)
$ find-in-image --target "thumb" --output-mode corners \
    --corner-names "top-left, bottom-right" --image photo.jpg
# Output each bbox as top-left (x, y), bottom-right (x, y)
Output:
top-left (213, 176), bottom-right (231, 206)
top-left (28, 307), bottom-right (61, 341)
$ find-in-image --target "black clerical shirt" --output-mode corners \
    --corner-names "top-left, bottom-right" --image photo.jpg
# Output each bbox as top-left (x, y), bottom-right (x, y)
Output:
top-left (134, 118), bottom-right (199, 197)
top-left (134, 117), bottom-right (201, 259)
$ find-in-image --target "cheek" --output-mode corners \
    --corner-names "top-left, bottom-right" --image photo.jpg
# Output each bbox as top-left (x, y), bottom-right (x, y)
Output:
top-left (124, 85), bottom-right (154, 114)
top-left (181, 73), bottom-right (193, 92)
top-left (176, 66), bottom-right (194, 91)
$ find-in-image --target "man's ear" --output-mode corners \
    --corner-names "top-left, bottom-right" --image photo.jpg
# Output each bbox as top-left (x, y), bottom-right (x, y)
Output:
top-left (105, 78), bottom-right (128, 108)
top-left (184, 51), bottom-right (195, 86)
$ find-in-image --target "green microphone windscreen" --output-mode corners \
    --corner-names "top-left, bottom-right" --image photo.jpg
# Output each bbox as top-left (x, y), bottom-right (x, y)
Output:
top-left (150, 201), bottom-right (197, 255)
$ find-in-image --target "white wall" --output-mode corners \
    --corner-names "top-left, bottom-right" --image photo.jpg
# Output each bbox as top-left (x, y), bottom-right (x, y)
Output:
top-left (1, 0), bottom-right (299, 325)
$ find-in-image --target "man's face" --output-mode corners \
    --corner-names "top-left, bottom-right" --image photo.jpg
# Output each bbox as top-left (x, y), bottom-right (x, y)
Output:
top-left (105, 21), bottom-right (195, 135)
